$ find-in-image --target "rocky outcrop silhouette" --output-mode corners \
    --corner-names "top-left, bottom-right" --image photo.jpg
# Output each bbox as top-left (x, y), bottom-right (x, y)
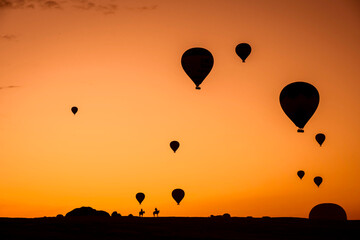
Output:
top-left (65, 206), bottom-right (110, 217)
top-left (111, 211), bottom-right (121, 217)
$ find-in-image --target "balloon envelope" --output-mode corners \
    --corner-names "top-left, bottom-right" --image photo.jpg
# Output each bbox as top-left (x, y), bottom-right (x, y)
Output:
top-left (297, 170), bottom-right (305, 179)
top-left (172, 188), bottom-right (185, 205)
top-left (309, 203), bottom-right (347, 220)
top-left (314, 176), bottom-right (323, 187)
top-left (71, 106), bottom-right (78, 115)
top-left (235, 43), bottom-right (251, 62)
top-left (181, 48), bottom-right (214, 90)
top-left (136, 192), bottom-right (145, 204)
top-left (170, 141), bottom-right (180, 153)
top-left (279, 82), bottom-right (320, 132)
top-left (315, 133), bottom-right (326, 146)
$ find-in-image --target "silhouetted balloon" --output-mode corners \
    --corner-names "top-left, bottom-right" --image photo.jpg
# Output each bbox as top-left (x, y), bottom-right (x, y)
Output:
top-left (181, 48), bottom-right (214, 90)
top-left (297, 170), bottom-right (305, 180)
top-left (172, 188), bottom-right (185, 205)
top-left (136, 192), bottom-right (145, 205)
top-left (235, 43), bottom-right (251, 62)
top-left (279, 82), bottom-right (320, 132)
top-left (314, 176), bottom-right (323, 187)
top-left (309, 203), bottom-right (347, 220)
top-left (170, 141), bottom-right (180, 153)
top-left (315, 133), bottom-right (326, 146)
top-left (71, 106), bottom-right (78, 115)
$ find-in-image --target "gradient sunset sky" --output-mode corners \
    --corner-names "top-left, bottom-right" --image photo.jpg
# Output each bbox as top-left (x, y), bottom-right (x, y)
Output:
top-left (0, 0), bottom-right (360, 219)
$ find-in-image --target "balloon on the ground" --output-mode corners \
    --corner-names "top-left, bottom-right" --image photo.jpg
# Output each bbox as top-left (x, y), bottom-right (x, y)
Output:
top-left (279, 82), bottom-right (320, 132)
top-left (235, 43), bottom-right (251, 62)
top-left (297, 170), bottom-right (305, 179)
top-left (181, 48), bottom-right (214, 90)
top-left (314, 176), bottom-right (323, 187)
top-left (309, 203), bottom-right (347, 220)
top-left (315, 133), bottom-right (326, 146)
top-left (71, 106), bottom-right (78, 115)
top-left (170, 141), bottom-right (180, 153)
top-left (172, 188), bottom-right (185, 205)
top-left (136, 192), bottom-right (145, 205)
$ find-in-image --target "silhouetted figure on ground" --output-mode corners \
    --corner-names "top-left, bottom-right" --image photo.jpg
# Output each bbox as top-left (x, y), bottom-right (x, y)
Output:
top-left (153, 208), bottom-right (159, 217)
top-left (139, 209), bottom-right (145, 217)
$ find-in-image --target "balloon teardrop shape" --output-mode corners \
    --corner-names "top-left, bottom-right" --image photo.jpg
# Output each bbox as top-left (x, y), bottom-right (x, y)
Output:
top-left (71, 106), bottom-right (78, 115)
top-left (136, 192), bottom-right (145, 205)
top-left (181, 47), bottom-right (214, 90)
top-left (297, 170), bottom-right (305, 180)
top-left (314, 176), bottom-right (323, 187)
top-left (315, 133), bottom-right (326, 146)
top-left (172, 188), bottom-right (185, 205)
top-left (279, 82), bottom-right (320, 132)
top-left (170, 141), bottom-right (180, 153)
top-left (235, 43), bottom-right (251, 62)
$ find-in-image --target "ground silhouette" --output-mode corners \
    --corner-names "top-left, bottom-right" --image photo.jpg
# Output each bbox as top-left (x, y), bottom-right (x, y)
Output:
top-left (0, 216), bottom-right (358, 239)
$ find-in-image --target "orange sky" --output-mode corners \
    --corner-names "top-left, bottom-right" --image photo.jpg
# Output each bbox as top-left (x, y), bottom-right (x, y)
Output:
top-left (0, 0), bottom-right (360, 219)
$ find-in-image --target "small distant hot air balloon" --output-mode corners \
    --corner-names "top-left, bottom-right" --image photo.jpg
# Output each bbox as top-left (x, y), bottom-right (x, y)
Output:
top-left (314, 176), bottom-right (323, 187)
top-left (71, 106), bottom-right (78, 115)
top-left (181, 47), bottom-right (214, 90)
top-left (315, 133), bottom-right (326, 146)
top-left (172, 188), bottom-right (185, 205)
top-left (170, 141), bottom-right (180, 153)
top-left (235, 43), bottom-right (251, 62)
top-left (136, 192), bottom-right (145, 205)
top-left (297, 170), bottom-right (305, 180)
top-left (280, 82), bottom-right (320, 132)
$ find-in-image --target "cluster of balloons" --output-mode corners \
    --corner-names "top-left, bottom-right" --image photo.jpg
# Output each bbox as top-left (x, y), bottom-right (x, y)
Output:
top-left (135, 189), bottom-right (185, 205)
top-left (297, 170), bottom-right (323, 187)
top-left (181, 43), bottom-right (251, 90)
top-left (68, 43), bottom-right (330, 208)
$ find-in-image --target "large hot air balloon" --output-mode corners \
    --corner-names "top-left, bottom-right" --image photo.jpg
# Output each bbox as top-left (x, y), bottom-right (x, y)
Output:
top-left (279, 82), bottom-right (320, 132)
top-left (181, 47), bottom-right (214, 90)
top-left (136, 192), bottom-right (145, 205)
top-left (314, 176), bottom-right (323, 187)
top-left (315, 133), bottom-right (326, 146)
top-left (172, 188), bottom-right (185, 205)
top-left (170, 141), bottom-right (180, 153)
top-left (71, 106), bottom-right (78, 115)
top-left (297, 170), bottom-right (305, 180)
top-left (235, 43), bottom-right (251, 62)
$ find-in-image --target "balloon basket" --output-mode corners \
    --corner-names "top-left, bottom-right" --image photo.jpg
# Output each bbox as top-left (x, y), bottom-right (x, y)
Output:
top-left (297, 129), bottom-right (304, 133)
top-left (195, 86), bottom-right (201, 90)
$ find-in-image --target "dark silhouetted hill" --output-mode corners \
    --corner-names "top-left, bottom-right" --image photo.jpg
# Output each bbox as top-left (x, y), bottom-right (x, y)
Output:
top-left (65, 206), bottom-right (110, 218)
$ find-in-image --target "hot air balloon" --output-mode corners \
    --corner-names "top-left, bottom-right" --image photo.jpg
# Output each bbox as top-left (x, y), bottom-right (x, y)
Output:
top-left (71, 106), bottom-right (78, 115)
top-left (172, 188), bottom-right (185, 205)
top-left (235, 43), bottom-right (251, 62)
top-left (181, 47), bottom-right (214, 90)
top-left (136, 192), bottom-right (145, 205)
top-left (315, 133), bottom-right (326, 146)
top-left (279, 82), bottom-right (320, 132)
top-left (314, 176), bottom-right (323, 187)
top-left (297, 170), bottom-right (305, 180)
top-left (170, 141), bottom-right (180, 153)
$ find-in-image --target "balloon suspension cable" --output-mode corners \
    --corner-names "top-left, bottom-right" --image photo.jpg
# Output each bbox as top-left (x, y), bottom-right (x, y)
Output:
top-left (242, 60), bottom-right (245, 63)
top-left (297, 129), bottom-right (304, 133)
top-left (195, 86), bottom-right (201, 90)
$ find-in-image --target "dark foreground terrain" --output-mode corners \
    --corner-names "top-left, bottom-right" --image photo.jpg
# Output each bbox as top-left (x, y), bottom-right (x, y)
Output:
top-left (0, 216), bottom-right (359, 240)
